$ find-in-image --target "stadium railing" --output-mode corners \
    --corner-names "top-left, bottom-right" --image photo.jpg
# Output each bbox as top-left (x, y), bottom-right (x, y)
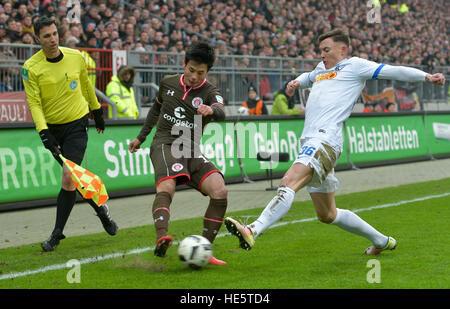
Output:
top-left (0, 43), bottom-right (449, 119)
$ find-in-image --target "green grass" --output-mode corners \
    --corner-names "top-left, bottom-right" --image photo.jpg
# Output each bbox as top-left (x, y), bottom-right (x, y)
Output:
top-left (0, 178), bottom-right (449, 289)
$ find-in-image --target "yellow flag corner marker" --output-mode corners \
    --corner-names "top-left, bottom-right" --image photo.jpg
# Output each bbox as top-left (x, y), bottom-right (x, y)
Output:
top-left (59, 154), bottom-right (109, 206)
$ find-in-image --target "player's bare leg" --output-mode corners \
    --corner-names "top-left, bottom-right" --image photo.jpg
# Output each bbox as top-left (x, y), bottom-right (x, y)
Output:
top-left (153, 179), bottom-right (176, 257)
top-left (200, 172), bottom-right (228, 265)
top-left (309, 192), bottom-right (337, 224)
top-left (310, 192), bottom-right (396, 254)
top-left (225, 163), bottom-right (312, 250)
top-left (281, 162), bottom-right (314, 192)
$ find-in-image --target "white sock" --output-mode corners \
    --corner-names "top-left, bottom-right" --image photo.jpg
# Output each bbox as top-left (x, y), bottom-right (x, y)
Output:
top-left (331, 208), bottom-right (388, 248)
top-left (249, 186), bottom-right (295, 238)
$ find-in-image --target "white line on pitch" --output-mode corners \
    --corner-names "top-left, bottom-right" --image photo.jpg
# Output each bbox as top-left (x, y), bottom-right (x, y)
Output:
top-left (0, 192), bottom-right (449, 281)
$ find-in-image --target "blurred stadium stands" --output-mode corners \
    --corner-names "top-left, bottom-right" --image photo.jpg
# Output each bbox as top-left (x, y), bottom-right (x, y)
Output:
top-left (0, 0), bottom-right (448, 118)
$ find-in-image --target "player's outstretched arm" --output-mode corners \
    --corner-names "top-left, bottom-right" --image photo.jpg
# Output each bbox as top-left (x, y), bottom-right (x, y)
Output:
top-left (425, 73), bottom-right (446, 86)
top-left (376, 64), bottom-right (446, 85)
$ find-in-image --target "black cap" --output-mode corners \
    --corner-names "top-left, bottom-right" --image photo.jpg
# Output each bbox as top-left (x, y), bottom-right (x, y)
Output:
top-left (248, 85), bottom-right (257, 93)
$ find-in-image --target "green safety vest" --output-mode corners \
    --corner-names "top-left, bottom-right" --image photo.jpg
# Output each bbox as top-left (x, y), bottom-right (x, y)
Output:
top-left (80, 50), bottom-right (96, 88)
top-left (398, 3), bottom-right (409, 13)
top-left (105, 75), bottom-right (139, 119)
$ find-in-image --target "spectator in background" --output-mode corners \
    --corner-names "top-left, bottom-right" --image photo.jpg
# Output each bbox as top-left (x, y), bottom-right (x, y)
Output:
top-left (267, 59), bottom-right (281, 93)
top-left (28, 0), bottom-right (40, 16)
top-left (6, 18), bottom-right (20, 41)
top-left (110, 40), bottom-right (121, 50)
top-left (40, 2), bottom-right (56, 18)
top-left (83, 6), bottom-right (102, 30)
top-left (2, 2), bottom-right (13, 17)
top-left (271, 82), bottom-right (304, 116)
top-left (84, 22), bottom-right (97, 38)
top-left (106, 65), bottom-right (139, 119)
top-left (385, 102), bottom-right (397, 112)
top-left (0, 23), bottom-right (7, 40)
top-left (65, 36), bottom-right (79, 48)
top-left (373, 102), bottom-right (385, 113)
top-left (241, 85), bottom-right (268, 115)
top-left (86, 33), bottom-right (99, 49)
top-left (0, 0), bottom-right (447, 77)
top-left (0, 36), bottom-right (21, 90)
top-left (20, 30), bottom-right (34, 44)
top-left (21, 14), bottom-right (34, 34)
top-left (362, 102), bottom-right (373, 113)
top-left (259, 73), bottom-right (272, 100)
top-left (0, 72), bottom-right (13, 91)
top-left (15, 3), bottom-right (29, 21)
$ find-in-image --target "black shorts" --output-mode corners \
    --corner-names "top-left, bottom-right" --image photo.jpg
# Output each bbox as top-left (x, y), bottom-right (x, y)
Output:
top-left (150, 143), bottom-right (223, 194)
top-left (47, 115), bottom-right (89, 165)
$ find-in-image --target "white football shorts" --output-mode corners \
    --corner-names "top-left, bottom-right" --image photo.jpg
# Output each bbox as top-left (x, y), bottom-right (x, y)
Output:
top-left (293, 138), bottom-right (341, 193)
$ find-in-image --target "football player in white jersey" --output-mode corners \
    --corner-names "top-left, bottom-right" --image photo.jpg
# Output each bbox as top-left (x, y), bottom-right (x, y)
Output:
top-left (225, 29), bottom-right (446, 255)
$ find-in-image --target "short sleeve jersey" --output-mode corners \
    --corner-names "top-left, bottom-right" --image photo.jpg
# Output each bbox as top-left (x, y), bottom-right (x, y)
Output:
top-left (152, 74), bottom-right (224, 147)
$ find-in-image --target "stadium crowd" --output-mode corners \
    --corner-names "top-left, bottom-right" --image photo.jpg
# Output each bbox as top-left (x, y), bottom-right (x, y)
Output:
top-left (0, 0), bottom-right (448, 67)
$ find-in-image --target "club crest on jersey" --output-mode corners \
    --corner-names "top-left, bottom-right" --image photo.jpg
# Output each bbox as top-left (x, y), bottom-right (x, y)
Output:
top-left (334, 63), bottom-right (349, 71)
top-left (70, 80), bottom-right (78, 90)
top-left (191, 97), bottom-right (203, 108)
top-left (172, 163), bottom-right (184, 172)
top-left (315, 72), bottom-right (337, 83)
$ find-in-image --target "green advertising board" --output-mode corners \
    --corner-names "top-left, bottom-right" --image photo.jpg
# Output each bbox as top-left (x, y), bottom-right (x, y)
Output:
top-left (1, 113), bottom-right (449, 207)
top-left (234, 119), bottom-right (302, 176)
top-left (344, 115), bottom-right (428, 163)
top-left (423, 114), bottom-right (450, 155)
top-left (0, 128), bottom-right (62, 202)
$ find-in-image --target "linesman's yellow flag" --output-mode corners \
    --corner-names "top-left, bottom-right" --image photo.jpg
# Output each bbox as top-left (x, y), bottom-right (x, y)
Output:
top-left (59, 154), bottom-right (109, 206)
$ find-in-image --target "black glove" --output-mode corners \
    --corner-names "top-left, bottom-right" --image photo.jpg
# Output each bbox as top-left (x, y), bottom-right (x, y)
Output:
top-left (92, 108), bottom-right (105, 131)
top-left (39, 129), bottom-right (59, 152)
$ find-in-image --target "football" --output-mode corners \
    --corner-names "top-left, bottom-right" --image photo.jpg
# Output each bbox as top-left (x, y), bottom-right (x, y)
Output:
top-left (178, 235), bottom-right (213, 269)
top-left (237, 106), bottom-right (250, 115)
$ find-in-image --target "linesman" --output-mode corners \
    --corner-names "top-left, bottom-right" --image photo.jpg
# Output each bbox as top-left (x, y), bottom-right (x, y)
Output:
top-left (22, 16), bottom-right (118, 252)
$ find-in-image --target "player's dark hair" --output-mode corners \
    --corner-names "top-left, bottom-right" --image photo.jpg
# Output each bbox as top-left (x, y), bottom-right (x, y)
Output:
top-left (184, 41), bottom-right (216, 71)
top-left (33, 16), bottom-right (57, 37)
top-left (318, 28), bottom-right (349, 47)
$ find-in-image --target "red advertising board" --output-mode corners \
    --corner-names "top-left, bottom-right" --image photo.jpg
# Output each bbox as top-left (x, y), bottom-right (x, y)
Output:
top-left (0, 91), bottom-right (33, 123)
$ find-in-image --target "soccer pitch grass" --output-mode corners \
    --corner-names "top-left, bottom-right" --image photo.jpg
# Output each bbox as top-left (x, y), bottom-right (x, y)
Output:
top-left (0, 178), bottom-right (448, 289)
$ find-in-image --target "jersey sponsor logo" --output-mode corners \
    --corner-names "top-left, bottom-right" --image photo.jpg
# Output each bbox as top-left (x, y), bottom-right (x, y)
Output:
top-left (315, 72), bottom-right (337, 83)
top-left (191, 97), bottom-right (203, 108)
top-left (163, 113), bottom-right (198, 128)
top-left (174, 106), bottom-right (186, 119)
top-left (171, 163), bottom-right (184, 172)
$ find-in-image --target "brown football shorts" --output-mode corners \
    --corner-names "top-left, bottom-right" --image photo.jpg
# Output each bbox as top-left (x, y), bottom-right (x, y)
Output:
top-left (150, 143), bottom-right (223, 194)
